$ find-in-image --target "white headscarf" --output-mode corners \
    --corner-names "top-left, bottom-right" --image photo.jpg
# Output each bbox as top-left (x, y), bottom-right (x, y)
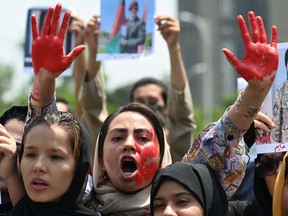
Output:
top-left (92, 132), bottom-right (172, 215)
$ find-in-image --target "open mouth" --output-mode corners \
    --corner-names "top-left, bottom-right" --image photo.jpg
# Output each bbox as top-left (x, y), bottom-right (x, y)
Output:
top-left (122, 158), bottom-right (137, 176)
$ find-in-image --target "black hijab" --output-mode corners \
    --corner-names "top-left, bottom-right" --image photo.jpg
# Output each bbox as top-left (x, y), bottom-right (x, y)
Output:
top-left (150, 162), bottom-right (228, 216)
top-left (10, 112), bottom-right (97, 216)
top-left (252, 154), bottom-right (273, 216)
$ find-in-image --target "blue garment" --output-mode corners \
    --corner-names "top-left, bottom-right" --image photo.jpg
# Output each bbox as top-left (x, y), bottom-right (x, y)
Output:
top-left (231, 161), bottom-right (255, 202)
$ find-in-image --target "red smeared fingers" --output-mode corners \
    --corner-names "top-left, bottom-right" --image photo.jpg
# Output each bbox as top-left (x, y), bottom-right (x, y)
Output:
top-left (237, 15), bottom-right (251, 48)
top-left (31, 15), bottom-right (39, 41)
top-left (58, 45), bottom-right (86, 72)
top-left (59, 11), bottom-right (71, 39)
top-left (50, 3), bottom-right (62, 36)
top-left (42, 7), bottom-right (54, 36)
top-left (270, 26), bottom-right (278, 48)
top-left (222, 48), bottom-right (240, 69)
top-left (67, 45), bottom-right (86, 60)
top-left (257, 16), bottom-right (268, 44)
top-left (248, 11), bottom-right (260, 43)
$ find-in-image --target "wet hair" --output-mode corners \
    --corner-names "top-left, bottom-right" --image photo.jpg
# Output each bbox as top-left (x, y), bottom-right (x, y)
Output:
top-left (20, 111), bottom-right (82, 164)
top-left (0, 106), bottom-right (28, 126)
top-left (129, 77), bottom-right (168, 106)
top-left (98, 103), bottom-right (165, 166)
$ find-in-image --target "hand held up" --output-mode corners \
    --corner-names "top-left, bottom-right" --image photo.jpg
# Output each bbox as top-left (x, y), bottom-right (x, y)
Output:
top-left (31, 3), bottom-right (86, 76)
top-left (222, 11), bottom-right (278, 92)
top-left (224, 11), bottom-right (279, 130)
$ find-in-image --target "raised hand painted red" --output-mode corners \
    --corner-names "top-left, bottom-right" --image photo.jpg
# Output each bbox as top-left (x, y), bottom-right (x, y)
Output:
top-left (31, 3), bottom-right (85, 74)
top-left (222, 11), bottom-right (278, 85)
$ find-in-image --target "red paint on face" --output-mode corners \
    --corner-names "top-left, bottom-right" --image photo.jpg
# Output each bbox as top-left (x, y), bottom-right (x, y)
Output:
top-left (133, 130), bottom-right (160, 187)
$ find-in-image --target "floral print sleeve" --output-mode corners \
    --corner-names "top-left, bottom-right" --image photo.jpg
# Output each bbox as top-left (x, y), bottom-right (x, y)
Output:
top-left (182, 110), bottom-right (247, 199)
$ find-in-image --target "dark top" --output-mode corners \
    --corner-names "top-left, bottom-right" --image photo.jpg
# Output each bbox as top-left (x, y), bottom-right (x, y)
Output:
top-left (150, 162), bottom-right (228, 216)
top-left (228, 199), bottom-right (267, 216)
top-left (121, 16), bottom-right (145, 53)
top-left (0, 201), bottom-right (13, 216)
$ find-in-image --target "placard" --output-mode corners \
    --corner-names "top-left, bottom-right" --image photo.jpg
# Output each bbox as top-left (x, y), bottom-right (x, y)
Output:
top-left (237, 42), bottom-right (288, 154)
top-left (97, 0), bottom-right (155, 61)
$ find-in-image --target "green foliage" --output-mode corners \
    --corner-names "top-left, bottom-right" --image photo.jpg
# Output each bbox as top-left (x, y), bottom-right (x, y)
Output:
top-left (106, 83), bottom-right (131, 113)
top-left (0, 63), bottom-right (21, 115)
top-left (191, 96), bottom-right (235, 138)
top-left (55, 76), bottom-right (77, 113)
top-left (0, 59), bottom-right (238, 144)
top-left (101, 31), bottom-right (110, 38)
top-left (222, 93), bottom-right (238, 109)
top-left (145, 33), bottom-right (152, 48)
top-left (0, 64), bottom-right (13, 95)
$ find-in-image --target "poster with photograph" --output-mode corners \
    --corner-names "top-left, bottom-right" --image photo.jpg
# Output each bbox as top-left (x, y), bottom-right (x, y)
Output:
top-left (97, 0), bottom-right (155, 61)
top-left (237, 42), bottom-right (288, 154)
top-left (24, 7), bottom-right (75, 76)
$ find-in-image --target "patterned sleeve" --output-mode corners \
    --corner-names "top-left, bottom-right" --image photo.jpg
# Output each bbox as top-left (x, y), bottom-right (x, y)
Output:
top-left (26, 94), bottom-right (58, 126)
top-left (182, 110), bottom-right (247, 199)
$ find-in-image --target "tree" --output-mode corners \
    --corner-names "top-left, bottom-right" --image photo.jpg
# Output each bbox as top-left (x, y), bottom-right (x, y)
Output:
top-left (0, 62), bottom-right (18, 114)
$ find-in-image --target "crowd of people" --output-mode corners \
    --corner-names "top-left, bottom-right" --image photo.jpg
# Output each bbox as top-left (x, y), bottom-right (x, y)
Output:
top-left (0, 2), bottom-right (287, 216)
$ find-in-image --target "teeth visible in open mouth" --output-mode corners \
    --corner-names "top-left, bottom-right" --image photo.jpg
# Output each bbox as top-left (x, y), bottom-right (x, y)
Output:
top-left (124, 172), bottom-right (133, 176)
top-left (34, 181), bottom-right (47, 186)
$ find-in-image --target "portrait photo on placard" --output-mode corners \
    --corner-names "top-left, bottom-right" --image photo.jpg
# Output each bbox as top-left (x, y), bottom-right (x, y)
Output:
top-left (246, 42), bottom-right (288, 154)
top-left (266, 42), bottom-right (288, 153)
top-left (97, 0), bottom-right (155, 61)
top-left (24, 6), bottom-right (75, 76)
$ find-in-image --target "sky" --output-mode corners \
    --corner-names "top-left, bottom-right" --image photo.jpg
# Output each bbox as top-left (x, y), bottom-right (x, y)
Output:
top-left (0, 0), bottom-right (177, 101)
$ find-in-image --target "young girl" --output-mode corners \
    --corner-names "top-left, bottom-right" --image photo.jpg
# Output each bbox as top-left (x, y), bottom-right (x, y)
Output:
top-left (150, 162), bottom-right (228, 216)
top-left (0, 111), bottom-right (97, 215)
